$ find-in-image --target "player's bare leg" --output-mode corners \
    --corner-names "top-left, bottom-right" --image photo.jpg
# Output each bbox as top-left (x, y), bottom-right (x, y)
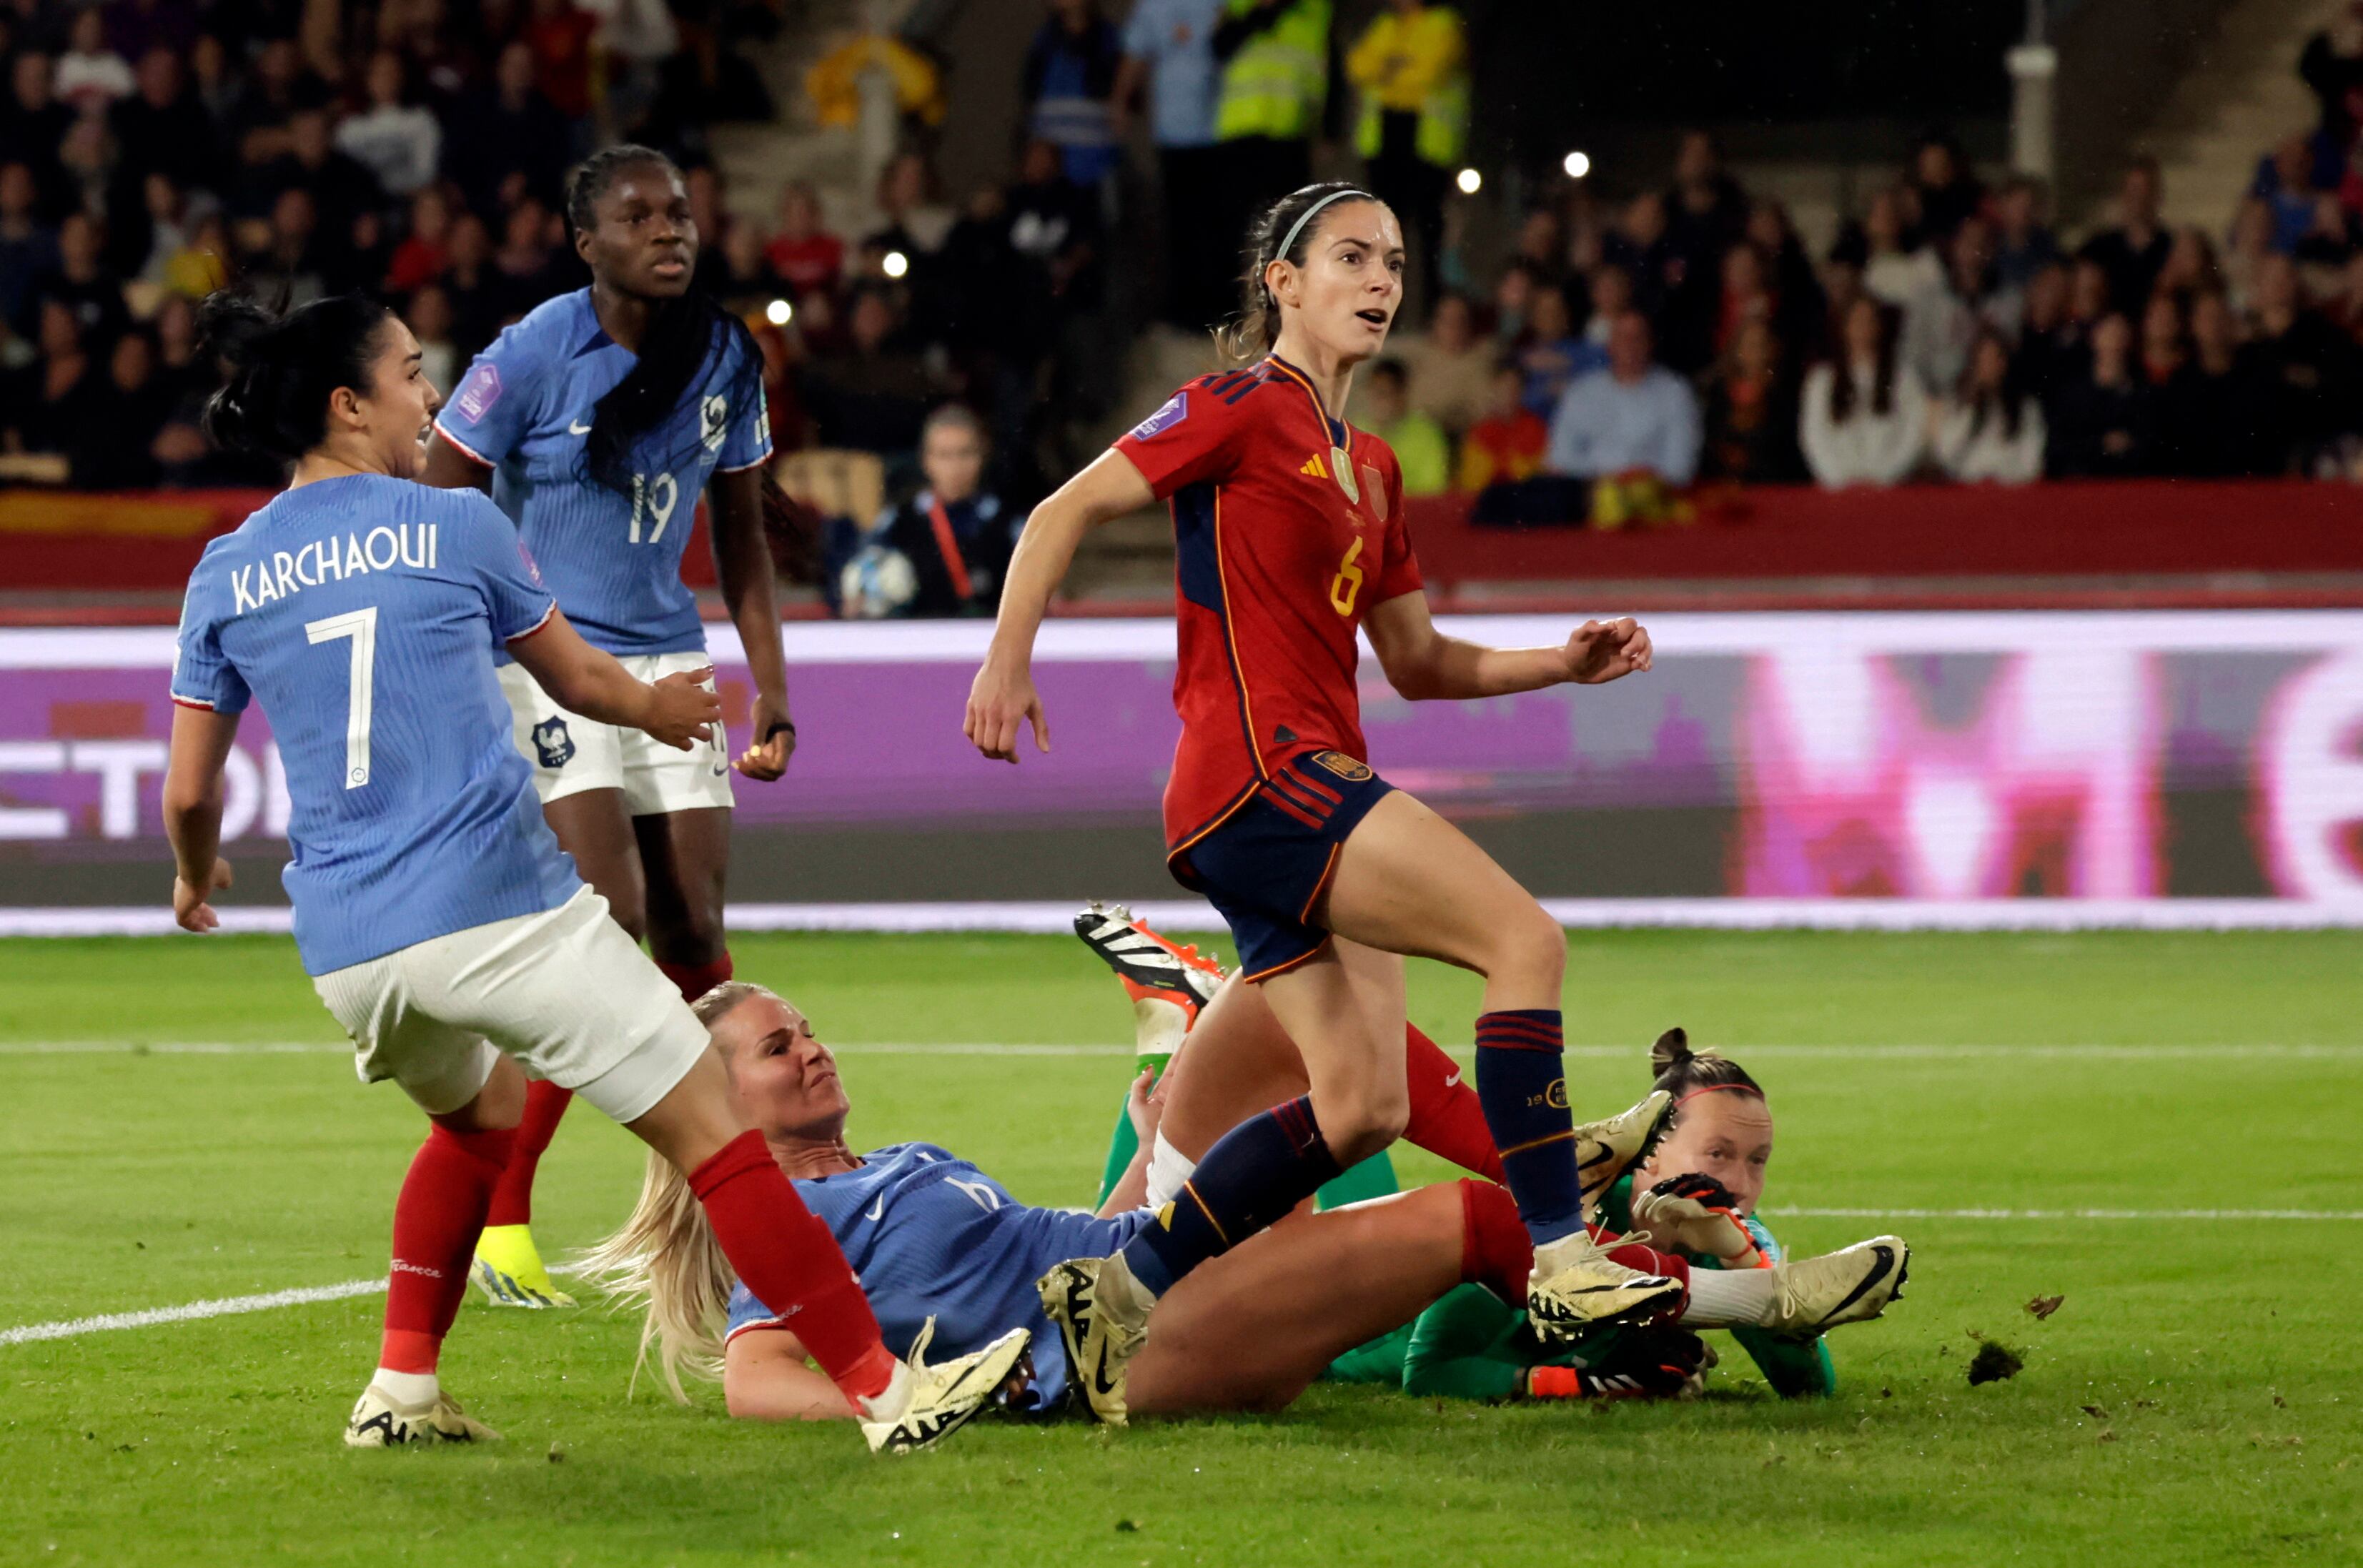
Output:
top-left (634, 805), bottom-right (731, 976)
top-left (1127, 1181), bottom-right (1465, 1416)
top-left (1123, 973), bottom-right (1322, 1211)
top-left (1322, 790), bottom-right (1679, 1336)
top-left (473, 788), bottom-right (647, 1309)
top-left (1047, 941), bottom-right (1406, 1422)
top-left (1148, 955), bottom-right (1501, 1168)
top-left (1249, 937), bottom-right (1410, 1170)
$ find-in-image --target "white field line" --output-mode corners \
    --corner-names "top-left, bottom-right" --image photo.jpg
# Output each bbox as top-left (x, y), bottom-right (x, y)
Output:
top-left (1768, 1206), bottom-right (2363, 1221)
top-left (11, 897), bottom-right (2363, 937)
top-left (2, 1264), bottom-right (589, 1349)
top-left (4, 1040), bottom-right (2359, 1061)
top-left (11, 1204), bottom-right (2363, 1349)
top-left (1, 1279), bottom-right (386, 1345)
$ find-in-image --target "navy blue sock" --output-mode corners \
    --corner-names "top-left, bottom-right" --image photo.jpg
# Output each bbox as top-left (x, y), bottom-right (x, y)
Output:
top-left (1473, 1008), bottom-right (1585, 1246)
top-left (1122, 1095), bottom-right (1342, 1297)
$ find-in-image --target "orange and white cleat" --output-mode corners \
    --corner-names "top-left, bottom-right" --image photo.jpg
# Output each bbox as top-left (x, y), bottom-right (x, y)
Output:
top-left (1072, 903), bottom-right (1226, 1021)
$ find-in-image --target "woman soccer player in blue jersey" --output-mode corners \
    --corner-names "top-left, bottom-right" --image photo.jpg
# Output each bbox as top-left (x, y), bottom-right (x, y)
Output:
top-left (422, 146), bottom-right (793, 1306)
top-left (163, 291), bottom-right (1024, 1453)
top-left (586, 982), bottom-right (1903, 1424)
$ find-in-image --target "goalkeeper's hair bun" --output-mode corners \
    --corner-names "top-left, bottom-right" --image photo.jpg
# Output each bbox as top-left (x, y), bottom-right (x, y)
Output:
top-left (1648, 1027), bottom-right (1764, 1103)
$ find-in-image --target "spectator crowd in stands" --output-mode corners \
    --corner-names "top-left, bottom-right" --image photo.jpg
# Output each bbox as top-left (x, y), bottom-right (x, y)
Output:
top-left (1378, 116), bottom-right (2363, 521)
top-left (0, 0), bottom-right (784, 489)
top-left (8, 0), bottom-right (2363, 566)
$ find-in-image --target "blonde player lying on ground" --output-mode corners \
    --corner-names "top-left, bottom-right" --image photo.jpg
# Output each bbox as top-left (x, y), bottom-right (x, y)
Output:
top-left (583, 977), bottom-right (1908, 1421)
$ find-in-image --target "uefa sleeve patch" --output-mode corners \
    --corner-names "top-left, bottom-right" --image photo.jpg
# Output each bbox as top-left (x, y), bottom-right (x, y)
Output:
top-left (1129, 391), bottom-right (1189, 441)
top-left (454, 362), bottom-right (502, 423)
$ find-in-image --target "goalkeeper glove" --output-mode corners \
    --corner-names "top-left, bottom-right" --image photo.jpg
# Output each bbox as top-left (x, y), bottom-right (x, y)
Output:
top-left (1632, 1172), bottom-right (1762, 1264)
top-left (1525, 1326), bottom-right (1711, 1401)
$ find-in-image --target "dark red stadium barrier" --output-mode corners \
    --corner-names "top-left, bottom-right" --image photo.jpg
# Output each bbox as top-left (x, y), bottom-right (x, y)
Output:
top-left (0, 489), bottom-right (279, 593)
top-left (1400, 481), bottom-right (2363, 591)
top-left (5, 480), bottom-right (2359, 618)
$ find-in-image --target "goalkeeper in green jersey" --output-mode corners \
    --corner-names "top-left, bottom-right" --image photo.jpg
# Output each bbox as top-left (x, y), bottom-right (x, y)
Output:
top-left (1337, 1028), bottom-right (1837, 1403)
top-left (1077, 910), bottom-right (1901, 1402)
top-left (1387, 1026), bottom-right (1833, 1400)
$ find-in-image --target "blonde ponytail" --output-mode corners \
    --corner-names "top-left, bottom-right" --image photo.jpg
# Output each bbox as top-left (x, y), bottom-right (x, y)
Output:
top-left (575, 1145), bottom-right (738, 1404)
top-left (575, 981), bottom-right (782, 1403)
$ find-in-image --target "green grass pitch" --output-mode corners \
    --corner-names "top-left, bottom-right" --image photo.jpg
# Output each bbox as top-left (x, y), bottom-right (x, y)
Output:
top-left (4, 929), bottom-right (2359, 1566)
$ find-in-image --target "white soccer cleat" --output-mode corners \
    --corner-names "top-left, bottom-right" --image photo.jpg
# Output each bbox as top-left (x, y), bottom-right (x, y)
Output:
top-left (344, 1384), bottom-right (502, 1448)
top-left (1575, 1089), bottom-right (1674, 1217)
top-left (1768, 1236), bottom-right (1911, 1339)
top-left (1074, 902), bottom-right (1226, 1016)
top-left (1525, 1229), bottom-right (1685, 1342)
top-left (1037, 1253), bottom-right (1154, 1426)
top-left (858, 1319), bottom-right (1032, 1455)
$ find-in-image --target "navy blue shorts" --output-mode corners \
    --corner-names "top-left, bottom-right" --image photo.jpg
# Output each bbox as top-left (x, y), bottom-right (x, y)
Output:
top-left (1167, 750), bottom-right (1395, 981)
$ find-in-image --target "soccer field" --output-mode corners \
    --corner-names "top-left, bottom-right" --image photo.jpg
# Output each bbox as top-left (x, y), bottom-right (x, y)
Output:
top-left (4, 929), bottom-right (2358, 1567)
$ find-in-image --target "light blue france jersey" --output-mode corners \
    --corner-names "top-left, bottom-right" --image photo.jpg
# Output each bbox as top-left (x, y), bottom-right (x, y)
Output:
top-left (171, 476), bottom-right (582, 976)
top-left (432, 289), bottom-right (772, 657)
top-left (725, 1143), bottom-right (1151, 1413)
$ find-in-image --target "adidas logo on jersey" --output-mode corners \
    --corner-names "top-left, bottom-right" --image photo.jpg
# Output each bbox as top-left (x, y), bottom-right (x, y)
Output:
top-left (1300, 453), bottom-right (1328, 479)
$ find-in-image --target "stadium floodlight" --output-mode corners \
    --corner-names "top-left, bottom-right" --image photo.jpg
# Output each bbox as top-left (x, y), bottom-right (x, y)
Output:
top-left (765, 298), bottom-right (793, 326)
top-left (1563, 151), bottom-right (1592, 179)
top-left (1455, 167), bottom-right (1482, 195)
top-left (883, 249), bottom-right (911, 279)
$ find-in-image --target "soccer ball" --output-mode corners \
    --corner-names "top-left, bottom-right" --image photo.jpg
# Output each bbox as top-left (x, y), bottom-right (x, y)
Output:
top-left (838, 543), bottom-right (918, 619)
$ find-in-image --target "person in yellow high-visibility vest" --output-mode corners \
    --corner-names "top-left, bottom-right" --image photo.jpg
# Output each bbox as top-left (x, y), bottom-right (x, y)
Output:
top-left (1346, 0), bottom-right (1467, 310)
top-left (1212, 0), bottom-right (1332, 284)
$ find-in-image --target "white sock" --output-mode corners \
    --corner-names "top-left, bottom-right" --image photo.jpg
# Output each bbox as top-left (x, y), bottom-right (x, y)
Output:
top-left (1131, 996), bottom-right (1190, 1058)
top-left (856, 1359), bottom-right (912, 1424)
top-left (1144, 1130), bottom-right (1197, 1209)
top-left (1680, 1267), bottom-right (1778, 1328)
top-left (372, 1367), bottom-right (438, 1408)
top-left (1530, 1228), bottom-right (1606, 1276)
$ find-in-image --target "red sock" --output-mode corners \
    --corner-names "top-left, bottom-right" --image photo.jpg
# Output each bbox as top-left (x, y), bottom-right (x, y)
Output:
top-left (655, 953), bottom-right (733, 1006)
top-left (484, 1079), bottom-right (571, 1229)
top-left (1457, 1178), bottom-right (1533, 1304)
top-left (380, 1124), bottom-right (514, 1374)
top-left (1593, 1222), bottom-right (1691, 1320)
top-left (1405, 1025), bottom-right (1507, 1183)
top-left (688, 1130), bottom-right (896, 1402)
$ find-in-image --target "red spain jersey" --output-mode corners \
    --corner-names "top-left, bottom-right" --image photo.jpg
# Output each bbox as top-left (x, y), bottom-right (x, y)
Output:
top-left (1113, 355), bottom-right (1425, 850)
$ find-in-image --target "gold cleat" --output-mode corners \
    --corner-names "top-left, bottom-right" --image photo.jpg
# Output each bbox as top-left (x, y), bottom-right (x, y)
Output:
top-left (1767, 1236), bottom-right (1911, 1339)
top-left (859, 1319), bottom-right (1033, 1454)
top-left (1526, 1229), bottom-right (1685, 1342)
top-left (1037, 1254), bottom-right (1154, 1426)
top-left (1575, 1089), bottom-right (1674, 1219)
top-left (345, 1384), bottom-right (502, 1448)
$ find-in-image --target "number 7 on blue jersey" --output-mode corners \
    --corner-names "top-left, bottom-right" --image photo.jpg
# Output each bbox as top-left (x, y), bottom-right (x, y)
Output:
top-left (304, 605), bottom-right (377, 788)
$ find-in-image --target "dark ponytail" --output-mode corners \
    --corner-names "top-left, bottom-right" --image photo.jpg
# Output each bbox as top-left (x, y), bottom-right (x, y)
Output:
top-left (198, 291), bottom-right (394, 465)
top-left (1219, 181), bottom-right (1384, 363)
top-left (564, 145), bottom-right (766, 500)
top-left (1648, 1027), bottom-right (1765, 1106)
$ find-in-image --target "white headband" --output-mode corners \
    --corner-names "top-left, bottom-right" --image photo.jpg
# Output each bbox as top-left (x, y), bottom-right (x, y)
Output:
top-left (1274, 189), bottom-right (1376, 277)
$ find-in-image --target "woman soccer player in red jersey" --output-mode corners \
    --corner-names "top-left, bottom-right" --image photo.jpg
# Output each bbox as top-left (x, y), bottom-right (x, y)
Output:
top-left (964, 182), bottom-right (1678, 1423)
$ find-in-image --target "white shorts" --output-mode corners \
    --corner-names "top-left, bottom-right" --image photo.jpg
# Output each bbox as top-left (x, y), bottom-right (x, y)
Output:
top-left (499, 651), bottom-right (734, 815)
top-left (312, 885), bottom-right (710, 1121)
